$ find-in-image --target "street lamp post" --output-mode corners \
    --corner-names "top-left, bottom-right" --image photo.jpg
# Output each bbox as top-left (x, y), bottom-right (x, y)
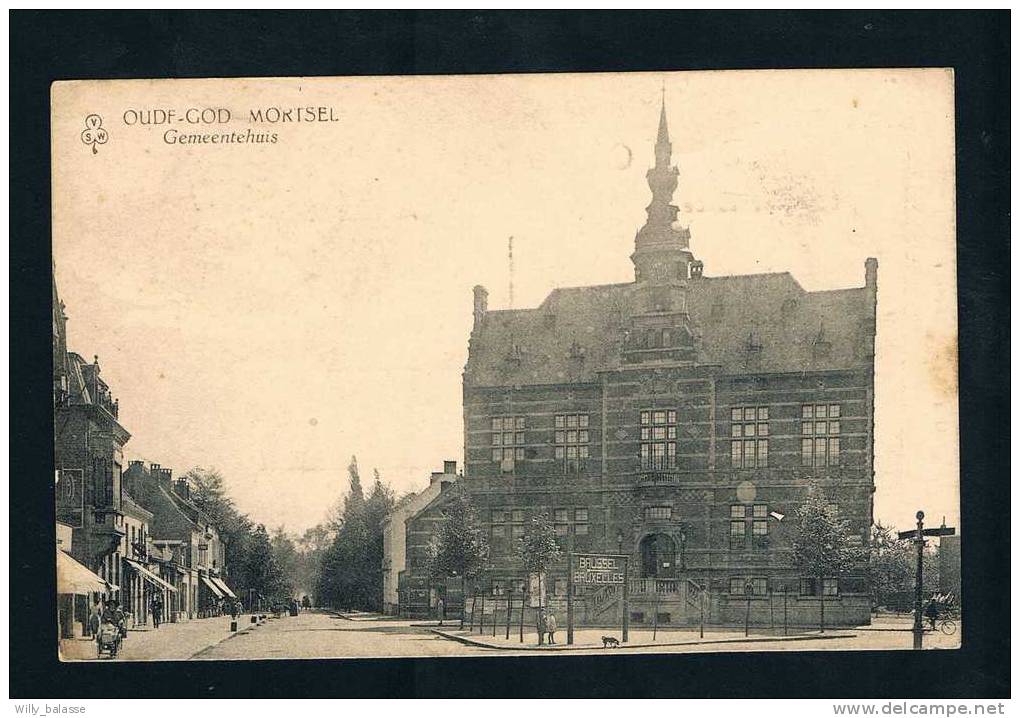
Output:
top-left (912, 511), bottom-right (925, 650)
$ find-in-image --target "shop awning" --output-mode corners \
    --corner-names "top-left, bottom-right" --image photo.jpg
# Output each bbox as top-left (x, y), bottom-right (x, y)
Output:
top-left (201, 575), bottom-right (225, 598)
top-left (124, 558), bottom-right (178, 593)
top-left (57, 549), bottom-right (115, 594)
top-left (211, 577), bottom-right (237, 599)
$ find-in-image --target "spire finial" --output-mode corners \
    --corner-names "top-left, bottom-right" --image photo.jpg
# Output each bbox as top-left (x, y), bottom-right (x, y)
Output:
top-left (657, 85), bottom-right (669, 147)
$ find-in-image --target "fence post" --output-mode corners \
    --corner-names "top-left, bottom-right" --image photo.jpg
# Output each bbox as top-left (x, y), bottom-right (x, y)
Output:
top-left (518, 587), bottom-right (525, 643)
top-left (505, 590), bottom-right (511, 640)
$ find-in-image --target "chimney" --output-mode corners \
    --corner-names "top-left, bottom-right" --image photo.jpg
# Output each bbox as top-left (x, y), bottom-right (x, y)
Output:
top-left (865, 257), bottom-right (878, 292)
top-left (174, 477), bottom-right (190, 500)
top-left (473, 285), bottom-right (488, 326)
top-left (430, 472), bottom-right (444, 485)
top-left (443, 460), bottom-right (457, 475)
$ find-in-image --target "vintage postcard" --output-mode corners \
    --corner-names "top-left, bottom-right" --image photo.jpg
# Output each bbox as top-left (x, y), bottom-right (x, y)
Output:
top-left (51, 70), bottom-right (959, 661)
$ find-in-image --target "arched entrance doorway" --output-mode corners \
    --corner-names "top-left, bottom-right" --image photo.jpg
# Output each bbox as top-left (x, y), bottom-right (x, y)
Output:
top-left (639, 533), bottom-right (677, 578)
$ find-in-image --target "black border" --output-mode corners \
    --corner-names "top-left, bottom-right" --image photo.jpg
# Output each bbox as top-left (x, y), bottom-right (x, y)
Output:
top-left (10, 10), bottom-right (1009, 699)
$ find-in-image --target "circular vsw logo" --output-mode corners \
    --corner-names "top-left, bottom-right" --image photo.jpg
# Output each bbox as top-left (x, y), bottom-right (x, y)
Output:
top-left (81, 114), bottom-right (108, 155)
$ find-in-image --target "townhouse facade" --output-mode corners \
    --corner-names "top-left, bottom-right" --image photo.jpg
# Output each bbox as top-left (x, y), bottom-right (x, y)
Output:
top-left (401, 101), bottom-right (878, 627)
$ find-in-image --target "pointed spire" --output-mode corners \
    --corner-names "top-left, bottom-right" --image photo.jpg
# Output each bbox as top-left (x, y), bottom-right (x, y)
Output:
top-left (657, 85), bottom-right (669, 145)
top-left (631, 91), bottom-right (697, 283)
top-left (655, 85), bottom-right (671, 167)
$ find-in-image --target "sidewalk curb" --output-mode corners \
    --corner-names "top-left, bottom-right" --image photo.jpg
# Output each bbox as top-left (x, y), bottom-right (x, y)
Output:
top-left (429, 629), bottom-right (856, 652)
top-left (188, 619), bottom-right (259, 659)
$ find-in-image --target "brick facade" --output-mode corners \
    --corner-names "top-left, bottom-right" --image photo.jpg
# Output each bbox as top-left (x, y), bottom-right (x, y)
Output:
top-left (403, 101), bottom-right (877, 627)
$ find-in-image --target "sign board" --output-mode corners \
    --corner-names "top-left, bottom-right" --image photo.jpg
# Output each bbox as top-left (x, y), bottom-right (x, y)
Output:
top-left (898, 527), bottom-right (956, 541)
top-left (55, 468), bottom-right (84, 528)
top-left (570, 554), bottom-right (628, 586)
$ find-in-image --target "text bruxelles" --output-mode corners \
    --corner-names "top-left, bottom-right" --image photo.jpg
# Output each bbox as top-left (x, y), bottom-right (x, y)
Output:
top-left (573, 556), bottom-right (625, 585)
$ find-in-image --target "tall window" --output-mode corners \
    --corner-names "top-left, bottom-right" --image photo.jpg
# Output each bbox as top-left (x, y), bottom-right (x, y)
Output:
top-left (730, 406), bottom-right (769, 468)
top-left (554, 414), bottom-right (590, 473)
top-left (801, 404), bottom-right (841, 467)
top-left (574, 508), bottom-right (589, 536)
top-left (730, 504), bottom-right (769, 551)
top-left (491, 416), bottom-right (526, 466)
top-left (640, 409), bottom-right (677, 470)
top-left (491, 509), bottom-right (528, 548)
top-left (551, 508), bottom-right (589, 539)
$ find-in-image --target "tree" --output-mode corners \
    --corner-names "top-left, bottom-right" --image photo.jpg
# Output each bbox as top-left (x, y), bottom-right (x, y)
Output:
top-left (246, 524), bottom-right (291, 606)
top-left (866, 522), bottom-right (914, 611)
top-left (185, 467), bottom-right (254, 595)
top-left (429, 492), bottom-right (489, 627)
top-left (270, 526), bottom-right (300, 599)
top-left (315, 458), bottom-right (395, 612)
top-left (791, 482), bottom-right (866, 632)
top-left (515, 514), bottom-right (562, 643)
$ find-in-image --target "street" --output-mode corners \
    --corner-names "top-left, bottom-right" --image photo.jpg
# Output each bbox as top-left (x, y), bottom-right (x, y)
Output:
top-left (196, 612), bottom-right (959, 660)
top-left (196, 612), bottom-right (493, 659)
top-left (59, 611), bottom-right (960, 661)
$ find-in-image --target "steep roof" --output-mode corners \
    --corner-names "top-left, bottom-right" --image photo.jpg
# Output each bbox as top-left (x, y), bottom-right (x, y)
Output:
top-left (464, 272), bottom-right (873, 386)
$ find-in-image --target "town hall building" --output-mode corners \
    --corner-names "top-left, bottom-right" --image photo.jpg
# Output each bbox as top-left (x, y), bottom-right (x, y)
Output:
top-left (399, 100), bottom-right (878, 627)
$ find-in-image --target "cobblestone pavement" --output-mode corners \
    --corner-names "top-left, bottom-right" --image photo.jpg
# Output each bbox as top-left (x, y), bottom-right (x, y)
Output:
top-left (60, 611), bottom-right (959, 660)
top-left (60, 614), bottom-right (253, 662)
top-left (195, 611), bottom-right (960, 660)
top-left (195, 612), bottom-right (493, 659)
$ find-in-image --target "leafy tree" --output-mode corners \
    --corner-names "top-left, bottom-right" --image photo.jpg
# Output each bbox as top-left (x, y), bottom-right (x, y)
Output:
top-left (315, 457), bottom-right (395, 611)
top-left (246, 524), bottom-right (292, 605)
top-left (185, 467), bottom-right (254, 594)
top-left (270, 526), bottom-right (300, 597)
top-left (515, 514), bottom-right (562, 643)
top-left (429, 492), bottom-right (489, 627)
top-left (792, 482), bottom-right (867, 631)
top-left (866, 522), bottom-right (913, 610)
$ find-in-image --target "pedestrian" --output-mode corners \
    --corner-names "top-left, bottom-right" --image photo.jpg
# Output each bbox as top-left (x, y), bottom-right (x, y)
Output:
top-left (151, 594), bottom-right (163, 629)
top-left (88, 599), bottom-right (102, 640)
top-left (436, 597), bottom-right (445, 627)
top-left (103, 599), bottom-right (127, 639)
top-left (924, 597), bottom-right (940, 631)
top-left (545, 612), bottom-right (557, 644)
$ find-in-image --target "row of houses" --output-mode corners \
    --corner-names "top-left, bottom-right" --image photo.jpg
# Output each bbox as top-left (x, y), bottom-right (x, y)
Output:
top-left (381, 99), bottom-right (879, 628)
top-left (54, 273), bottom-right (238, 639)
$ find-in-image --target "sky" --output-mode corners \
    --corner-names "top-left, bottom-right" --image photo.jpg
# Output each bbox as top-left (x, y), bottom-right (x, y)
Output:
top-left (52, 69), bottom-right (958, 535)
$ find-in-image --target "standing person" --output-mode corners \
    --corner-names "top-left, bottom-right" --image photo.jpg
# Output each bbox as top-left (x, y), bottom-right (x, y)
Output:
top-left (924, 596), bottom-right (940, 631)
top-left (103, 599), bottom-right (127, 638)
top-left (545, 612), bottom-right (557, 644)
top-left (436, 597), bottom-right (445, 627)
top-left (88, 599), bottom-right (102, 640)
top-left (151, 594), bottom-right (163, 629)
